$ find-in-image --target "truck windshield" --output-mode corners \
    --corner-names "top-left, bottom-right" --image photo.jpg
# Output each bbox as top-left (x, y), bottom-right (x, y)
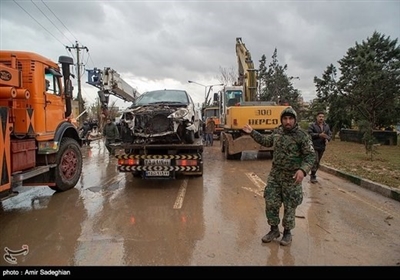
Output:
top-left (204, 109), bottom-right (218, 118)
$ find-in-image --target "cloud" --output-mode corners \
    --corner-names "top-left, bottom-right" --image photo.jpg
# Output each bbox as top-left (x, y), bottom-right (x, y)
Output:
top-left (1, 0), bottom-right (399, 108)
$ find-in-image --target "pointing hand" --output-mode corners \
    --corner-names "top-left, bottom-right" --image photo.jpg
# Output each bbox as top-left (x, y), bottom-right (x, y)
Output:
top-left (243, 124), bottom-right (253, 133)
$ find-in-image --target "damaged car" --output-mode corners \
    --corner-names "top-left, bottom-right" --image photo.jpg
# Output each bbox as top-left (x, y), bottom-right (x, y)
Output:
top-left (119, 89), bottom-right (201, 144)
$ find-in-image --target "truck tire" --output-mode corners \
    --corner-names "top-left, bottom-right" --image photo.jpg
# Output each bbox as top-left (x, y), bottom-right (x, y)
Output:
top-left (52, 137), bottom-right (83, 192)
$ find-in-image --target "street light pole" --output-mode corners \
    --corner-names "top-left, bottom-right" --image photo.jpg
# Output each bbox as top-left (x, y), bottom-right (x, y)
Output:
top-left (188, 80), bottom-right (224, 108)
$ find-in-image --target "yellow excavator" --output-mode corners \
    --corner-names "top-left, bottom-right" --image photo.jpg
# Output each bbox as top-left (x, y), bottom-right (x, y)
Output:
top-left (219, 37), bottom-right (289, 159)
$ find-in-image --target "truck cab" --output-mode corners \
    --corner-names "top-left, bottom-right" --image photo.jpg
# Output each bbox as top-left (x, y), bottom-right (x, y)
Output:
top-left (0, 51), bottom-right (83, 200)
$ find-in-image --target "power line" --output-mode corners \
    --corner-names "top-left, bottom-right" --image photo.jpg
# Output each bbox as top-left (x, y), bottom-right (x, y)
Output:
top-left (13, 0), bottom-right (66, 47)
top-left (30, 0), bottom-right (74, 45)
top-left (41, 0), bottom-right (78, 43)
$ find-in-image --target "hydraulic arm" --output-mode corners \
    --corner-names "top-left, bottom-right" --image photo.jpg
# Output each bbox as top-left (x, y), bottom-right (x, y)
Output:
top-left (86, 67), bottom-right (140, 116)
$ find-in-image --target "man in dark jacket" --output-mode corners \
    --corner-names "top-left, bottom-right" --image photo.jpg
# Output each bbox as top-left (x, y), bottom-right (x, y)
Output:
top-left (308, 111), bottom-right (332, 183)
top-left (103, 117), bottom-right (120, 155)
top-left (79, 120), bottom-right (91, 146)
top-left (243, 107), bottom-right (316, 246)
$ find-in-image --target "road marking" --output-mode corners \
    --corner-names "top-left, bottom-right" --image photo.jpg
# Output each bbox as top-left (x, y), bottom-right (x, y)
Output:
top-left (244, 172), bottom-right (265, 197)
top-left (173, 179), bottom-right (188, 209)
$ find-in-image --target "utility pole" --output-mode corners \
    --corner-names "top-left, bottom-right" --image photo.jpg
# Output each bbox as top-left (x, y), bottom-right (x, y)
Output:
top-left (66, 41), bottom-right (89, 118)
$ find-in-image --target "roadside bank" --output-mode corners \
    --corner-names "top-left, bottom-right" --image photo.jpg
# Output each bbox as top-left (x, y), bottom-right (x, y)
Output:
top-left (320, 164), bottom-right (400, 203)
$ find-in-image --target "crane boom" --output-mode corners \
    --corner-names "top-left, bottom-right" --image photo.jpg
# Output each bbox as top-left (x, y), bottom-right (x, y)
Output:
top-left (86, 67), bottom-right (140, 116)
top-left (235, 37), bottom-right (258, 101)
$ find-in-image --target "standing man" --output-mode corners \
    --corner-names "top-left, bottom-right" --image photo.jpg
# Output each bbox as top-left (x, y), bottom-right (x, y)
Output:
top-left (79, 120), bottom-right (91, 146)
top-left (308, 111), bottom-right (332, 183)
top-left (205, 117), bottom-right (216, 146)
top-left (103, 117), bottom-right (119, 156)
top-left (242, 107), bottom-right (316, 246)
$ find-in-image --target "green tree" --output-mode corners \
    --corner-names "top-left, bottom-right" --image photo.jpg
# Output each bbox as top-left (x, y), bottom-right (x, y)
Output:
top-left (258, 54), bottom-right (268, 100)
top-left (338, 31), bottom-right (400, 129)
top-left (258, 48), bottom-right (301, 113)
top-left (313, 64), bottom-right (353, 138)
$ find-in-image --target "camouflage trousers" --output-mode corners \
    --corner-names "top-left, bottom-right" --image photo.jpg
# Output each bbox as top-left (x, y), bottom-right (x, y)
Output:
top-left (263, 176), bottom-right (303, 230)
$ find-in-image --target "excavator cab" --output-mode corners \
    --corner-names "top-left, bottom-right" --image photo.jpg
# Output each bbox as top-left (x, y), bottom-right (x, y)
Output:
top-left (225, 90), bottom-right (243, 107)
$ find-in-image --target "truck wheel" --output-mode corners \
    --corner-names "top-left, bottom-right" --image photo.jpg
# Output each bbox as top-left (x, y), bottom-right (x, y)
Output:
top-left (52, 137), bottom-right (83, 192)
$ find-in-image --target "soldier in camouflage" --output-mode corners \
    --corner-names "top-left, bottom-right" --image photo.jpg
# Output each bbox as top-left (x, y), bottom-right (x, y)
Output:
top-left (243, 107), bottom-right (316, 246)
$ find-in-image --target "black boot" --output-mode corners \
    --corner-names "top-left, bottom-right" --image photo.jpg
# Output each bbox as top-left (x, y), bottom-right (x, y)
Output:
top-left (280, 229), bottom-right (292, 246)
top-left (261, 225), bottom-right (280, 243)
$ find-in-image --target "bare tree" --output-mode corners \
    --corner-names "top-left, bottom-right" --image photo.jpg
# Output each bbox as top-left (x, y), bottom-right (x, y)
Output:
top-left (216, 66), bottom-right (237, 86)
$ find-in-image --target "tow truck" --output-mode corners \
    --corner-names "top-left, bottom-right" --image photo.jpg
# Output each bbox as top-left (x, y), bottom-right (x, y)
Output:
top-left (86, 68), bottom-right (203, 179)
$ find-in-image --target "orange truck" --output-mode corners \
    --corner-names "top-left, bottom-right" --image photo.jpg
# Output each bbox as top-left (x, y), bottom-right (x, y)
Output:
top-left (0, 50), bottom-right (83, 201)
top-left (202, 106), bottom-right (223, 138)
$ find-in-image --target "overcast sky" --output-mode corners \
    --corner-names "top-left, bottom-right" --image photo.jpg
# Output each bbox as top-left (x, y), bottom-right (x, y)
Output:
top-left (1, 0), bottom-right (399, 109)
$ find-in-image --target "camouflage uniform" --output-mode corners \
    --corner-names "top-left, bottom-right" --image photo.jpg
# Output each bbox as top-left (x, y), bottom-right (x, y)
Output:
top-left (249, 107), bottom-right (315, 230)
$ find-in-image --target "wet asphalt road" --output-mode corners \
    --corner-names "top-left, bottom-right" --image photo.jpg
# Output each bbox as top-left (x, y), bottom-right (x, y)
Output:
top-left (1, 139), bottom-right (399, 267)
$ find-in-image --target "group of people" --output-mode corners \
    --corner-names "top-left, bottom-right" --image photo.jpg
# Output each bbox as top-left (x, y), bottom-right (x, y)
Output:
top-left (243, 108), bottom-right (331, 246)
top-left (78, 117), bottom-right (119, 156)
top-left (78, 119), bottom-right (99, 147)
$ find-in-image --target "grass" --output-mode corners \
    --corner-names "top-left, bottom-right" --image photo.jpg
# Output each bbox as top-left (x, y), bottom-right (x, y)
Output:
top-left (321, 138), bottom-right (400, 189)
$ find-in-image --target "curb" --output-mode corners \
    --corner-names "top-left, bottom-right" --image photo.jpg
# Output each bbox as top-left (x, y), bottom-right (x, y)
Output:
top-left (319, 164), bottom-right (400, 203)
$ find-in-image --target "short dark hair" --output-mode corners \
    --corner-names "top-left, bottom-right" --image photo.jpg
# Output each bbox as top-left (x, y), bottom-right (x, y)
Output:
top-left (316, 111), bottom-right (325, 116)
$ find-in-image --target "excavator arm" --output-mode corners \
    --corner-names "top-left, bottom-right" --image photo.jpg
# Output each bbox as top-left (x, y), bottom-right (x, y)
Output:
top-left (86, 67), bottom-right (140, 116)
top-left (235, 37), bottom-right (258, 101)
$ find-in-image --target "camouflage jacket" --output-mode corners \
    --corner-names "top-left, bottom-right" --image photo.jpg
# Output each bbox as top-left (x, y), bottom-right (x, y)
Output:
top-left (250, 123), bottom-right (316, 178)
